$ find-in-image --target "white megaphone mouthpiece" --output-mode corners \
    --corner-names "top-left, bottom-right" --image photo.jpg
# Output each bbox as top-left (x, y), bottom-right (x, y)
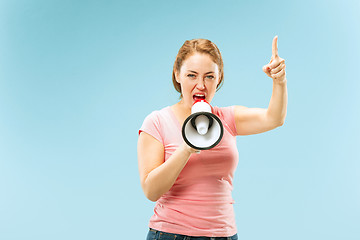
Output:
top-left (195, 115), bottom-right (209, 135)
top-left (182, 99), bottom-right (224, 150)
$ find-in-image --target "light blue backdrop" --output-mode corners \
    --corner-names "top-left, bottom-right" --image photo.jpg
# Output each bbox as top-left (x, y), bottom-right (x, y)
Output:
top-left (1, 0), bottom-right (359, 239)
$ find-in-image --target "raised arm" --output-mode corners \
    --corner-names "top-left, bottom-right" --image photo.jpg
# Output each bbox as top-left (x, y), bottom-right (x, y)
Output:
top-left (235, 36), bottom-right (287, 136)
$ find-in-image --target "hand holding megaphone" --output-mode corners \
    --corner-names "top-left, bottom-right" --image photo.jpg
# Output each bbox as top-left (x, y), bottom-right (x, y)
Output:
top-left (182, 100), bottom-right (224, 150)
top-left (180, 142), bottom-right (201, 154)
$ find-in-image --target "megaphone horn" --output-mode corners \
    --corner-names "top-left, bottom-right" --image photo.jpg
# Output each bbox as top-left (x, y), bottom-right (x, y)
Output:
top-left (182, 100), bottom-right (224, 150)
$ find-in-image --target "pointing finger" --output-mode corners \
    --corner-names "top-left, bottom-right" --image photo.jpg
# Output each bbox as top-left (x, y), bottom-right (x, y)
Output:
top-left (272, 35), bottom-right (278, 58)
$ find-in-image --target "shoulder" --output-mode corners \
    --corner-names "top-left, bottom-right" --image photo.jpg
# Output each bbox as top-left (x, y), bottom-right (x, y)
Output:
top-left (139, 106), bottom-right (172, 143)
top-left (140, 106), bottom-right (173, 131)
top-left (212, 105), bottom-right (235, 118)
top-left (212, 105), bottom-right (237, 136)
top-left (143, 106), bottom-right (171, 121)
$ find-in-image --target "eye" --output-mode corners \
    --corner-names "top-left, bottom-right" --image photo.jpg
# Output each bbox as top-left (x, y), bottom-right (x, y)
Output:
top-left (187, 74), bottom-right (196, 78)
top-left (206, 75), bottom-right (214, 79)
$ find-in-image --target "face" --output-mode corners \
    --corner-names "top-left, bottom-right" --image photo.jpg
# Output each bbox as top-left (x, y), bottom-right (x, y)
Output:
top-left (175, 53), bottom-right (220, 110)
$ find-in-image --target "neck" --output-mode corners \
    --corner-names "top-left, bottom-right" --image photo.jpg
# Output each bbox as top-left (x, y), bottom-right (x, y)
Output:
top-left (176, 99), bottom-right (192, 115)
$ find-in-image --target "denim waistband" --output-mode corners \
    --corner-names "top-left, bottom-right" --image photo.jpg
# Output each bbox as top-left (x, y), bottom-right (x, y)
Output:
top-left (147, 228), bottom-right (238, 240)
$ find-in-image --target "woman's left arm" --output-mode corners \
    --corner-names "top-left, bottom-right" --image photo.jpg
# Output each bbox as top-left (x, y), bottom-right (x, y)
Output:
top-left (235, 36), bottom-right (287, 136)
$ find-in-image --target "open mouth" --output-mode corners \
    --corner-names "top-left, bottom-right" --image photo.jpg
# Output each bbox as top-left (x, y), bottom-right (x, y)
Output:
top-left (193, 94), bottom-right (206, 101)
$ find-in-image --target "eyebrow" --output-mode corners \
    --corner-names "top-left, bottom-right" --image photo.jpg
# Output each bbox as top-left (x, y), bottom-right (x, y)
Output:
top-left (189, 70), bottom-right (214, 74)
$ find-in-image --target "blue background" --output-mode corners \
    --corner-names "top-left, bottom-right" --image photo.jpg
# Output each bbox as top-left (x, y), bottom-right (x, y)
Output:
top-left (1, 0), bottom-right (359, 239)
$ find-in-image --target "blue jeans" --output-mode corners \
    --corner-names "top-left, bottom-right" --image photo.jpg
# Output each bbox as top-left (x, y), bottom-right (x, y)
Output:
top-left (146, 228), bottom-right (238, 240)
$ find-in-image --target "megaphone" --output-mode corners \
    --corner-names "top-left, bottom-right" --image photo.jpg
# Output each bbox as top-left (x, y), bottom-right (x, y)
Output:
top-left (182, 99), bottom-right (224, 150)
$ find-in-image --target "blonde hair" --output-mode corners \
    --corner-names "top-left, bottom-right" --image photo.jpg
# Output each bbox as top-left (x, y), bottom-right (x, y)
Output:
top-left (172, 39), bottom-right (224, 97)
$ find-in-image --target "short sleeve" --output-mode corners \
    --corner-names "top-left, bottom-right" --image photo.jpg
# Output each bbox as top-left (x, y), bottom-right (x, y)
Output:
top-left (214, 106), bottom-right (237, 136)
top-left (138, 111), bottom-right (164, 145)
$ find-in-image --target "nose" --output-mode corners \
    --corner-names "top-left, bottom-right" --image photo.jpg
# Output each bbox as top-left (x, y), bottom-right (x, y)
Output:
top-left (196, 78), bottom-right (205, 90)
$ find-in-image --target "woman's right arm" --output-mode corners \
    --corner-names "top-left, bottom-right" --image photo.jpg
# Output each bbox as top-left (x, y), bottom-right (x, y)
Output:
top-left (137, 131), bottom-right (198, 202)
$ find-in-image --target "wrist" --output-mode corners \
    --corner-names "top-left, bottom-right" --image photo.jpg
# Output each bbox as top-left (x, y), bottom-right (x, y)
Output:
top-left (180, 142), bottom-right (200, 155)
top-left (273, 78), bottom-right (287, 85)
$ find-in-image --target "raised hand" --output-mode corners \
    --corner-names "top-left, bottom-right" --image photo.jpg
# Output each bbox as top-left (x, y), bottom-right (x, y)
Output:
top-left (263, 36), bottom-right (286, 83)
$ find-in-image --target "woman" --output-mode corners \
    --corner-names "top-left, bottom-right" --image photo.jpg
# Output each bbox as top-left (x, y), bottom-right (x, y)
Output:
top-left (138, 36), bottom-right (287, 240)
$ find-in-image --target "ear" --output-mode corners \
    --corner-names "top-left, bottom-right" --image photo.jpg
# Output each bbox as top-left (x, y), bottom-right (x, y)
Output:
top-left (216, 74), bottom-right (222, 88)
top-left (174, 70), bottom-right (180, 83)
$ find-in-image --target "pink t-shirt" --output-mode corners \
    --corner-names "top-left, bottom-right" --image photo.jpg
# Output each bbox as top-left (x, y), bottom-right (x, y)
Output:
top-left (139, 105), bottom-right (239, 237)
